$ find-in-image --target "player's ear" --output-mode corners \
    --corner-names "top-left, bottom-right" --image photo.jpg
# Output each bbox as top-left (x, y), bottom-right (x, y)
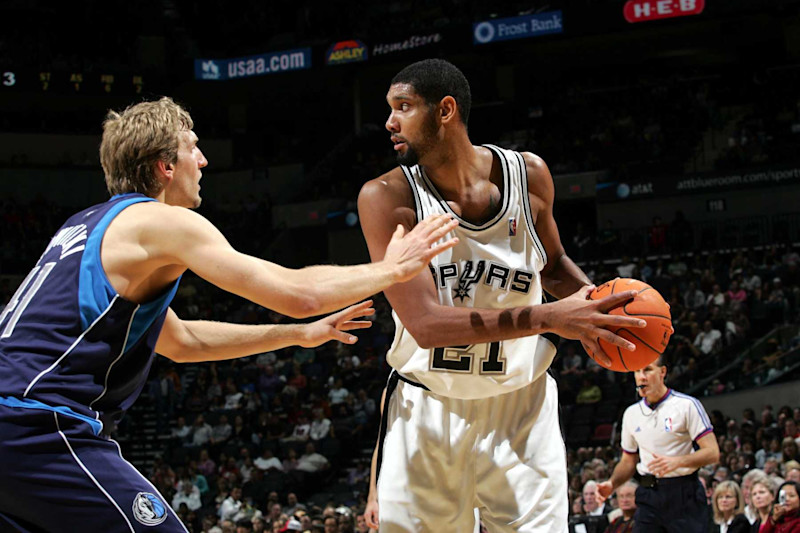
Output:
top-left (154, 159), bottom-right (174, 183)
top-left (439, 95), bottom-right (458, 124)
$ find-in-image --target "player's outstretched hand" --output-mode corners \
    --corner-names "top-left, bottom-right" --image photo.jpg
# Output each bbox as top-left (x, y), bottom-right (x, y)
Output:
top-left (545, 285), bottom-right (648, 366)
top-left (384, 215), bottom-right (459, 282)
top-left (364, 498), bottom-right (379, 529)
top-left (596, 480), bottom-right (614, 503)
top-left (299, 301), bottom-right (375, 347)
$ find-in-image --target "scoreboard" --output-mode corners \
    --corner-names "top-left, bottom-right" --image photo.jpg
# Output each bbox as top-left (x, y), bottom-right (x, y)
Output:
top-left (1, 70), bottom-right (145, 95)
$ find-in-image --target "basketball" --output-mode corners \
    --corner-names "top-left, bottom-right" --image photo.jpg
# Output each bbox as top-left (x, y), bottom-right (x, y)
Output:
top-left (588, 278), bottom-right (674, 372)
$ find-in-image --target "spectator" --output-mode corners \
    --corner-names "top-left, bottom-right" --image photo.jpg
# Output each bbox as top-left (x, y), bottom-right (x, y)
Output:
top-left (172, 481), bottom-right (202, 512)
top-left (684, 281), bottom-right (706, 310)
top-left (212, 414), bottom-right (233, 446)
top-left (786, 419), bottom-right (800, 446)
top-left (605, 481), bottom-right (636, 533)
top-left (741, 469), bottom-right (769, 525)
top-left (283, 412), bottom-right (311, 443)
top-left (328, 378), bottom-right (349, 406)
top-left (711, 480), bottom-right (746, 532)
top-left (750, 478), bottom-right (775, 529)
top-left (190, 414), bottom-right (213, 448)
top-left (761, 481), bottom-right (800, 532)
top-left (171, 415), bottom-right (193, 445)
top-left (219, 486), bottom-right (244, 522)
top-left (784, 461), bottom-right (800, 483)
top-left (254, 448), bottom-right (283, 472)
top-left (283, 492), bottom-right (306, 516)
top-left (283, 448), bottom-right (300, 472)
top-left (310, 408), bottom-right (333, 442)
top-left (616, 255), bottom-right (636, 279)
top-left (323, 516), bottom-right (338, 533)
top-left (727, 280), bottom-right (748, 309)
top-left (242, 467), bottom-right (268, 505)
top-left (575, 378), bottom-right (602, 405)
top-left (197, 448), bottom-right (217, 479)
top-left (353, 389), bottom-right (377, 421)
top-left (694, 320), bottom-right (723, 355)
top-left (707, 284), bottom-right (726, 308)
top-left (224, 381), bottom-right (244, 410)
top-left (570, 480), bottom-right (609, 533)
top-left (783, 438), bottom-right (800, 464)
top-left (296, 443), bottom-right (330, 473)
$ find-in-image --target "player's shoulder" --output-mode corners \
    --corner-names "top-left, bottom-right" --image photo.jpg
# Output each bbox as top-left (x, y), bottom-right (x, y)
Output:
top-left (516, 151), bottom-right (554, 200)
top-left (358, 166), bottom-right (414, 210)
top-left (114, 201), bottom-right (213, 235)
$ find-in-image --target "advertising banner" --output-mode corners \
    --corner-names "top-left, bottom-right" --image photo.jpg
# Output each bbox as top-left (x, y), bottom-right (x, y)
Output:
top-left (473, 10), bottom-right (563, 45)
top-left (597, 166), bottom-right (800, 202)
top-left (623, 0), bottom-right (705, 23)
top-left (325, 40), bottom-right (368, 65)
top-left (194, 48), bottom-right (311, 81)
top-left (372, 33), bottom-right (443, 57)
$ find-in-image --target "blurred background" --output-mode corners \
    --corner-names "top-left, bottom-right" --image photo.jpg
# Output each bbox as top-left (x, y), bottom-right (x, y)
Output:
top-left (1, 1), bottom-right (800, 532)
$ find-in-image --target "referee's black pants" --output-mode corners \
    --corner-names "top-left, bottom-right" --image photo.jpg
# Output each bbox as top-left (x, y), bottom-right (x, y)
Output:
top-left (633, 474), bottom-right (709, 533)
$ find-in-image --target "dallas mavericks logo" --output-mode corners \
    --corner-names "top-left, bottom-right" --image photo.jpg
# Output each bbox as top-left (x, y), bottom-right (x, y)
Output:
top-left (132, 492), bottom-right (168, 526)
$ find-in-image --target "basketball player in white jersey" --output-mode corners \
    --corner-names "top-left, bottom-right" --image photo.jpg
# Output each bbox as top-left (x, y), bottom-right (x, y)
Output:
top-left (357, 59), bottom-right (648, 532)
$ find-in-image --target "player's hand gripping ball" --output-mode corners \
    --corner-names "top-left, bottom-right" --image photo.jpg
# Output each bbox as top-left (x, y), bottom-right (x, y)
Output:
top-left (588, 278), bottom-right (674, 372)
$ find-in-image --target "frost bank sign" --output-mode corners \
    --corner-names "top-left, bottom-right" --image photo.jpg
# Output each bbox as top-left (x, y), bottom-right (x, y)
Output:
top-left (194, 47), bottom-right (311, 81)
top-left (473, 11), bottom-right (563, 45)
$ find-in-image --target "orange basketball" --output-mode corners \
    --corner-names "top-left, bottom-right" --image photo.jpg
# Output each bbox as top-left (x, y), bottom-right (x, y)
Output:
top-left (587, 278), bottom-right (674, 372)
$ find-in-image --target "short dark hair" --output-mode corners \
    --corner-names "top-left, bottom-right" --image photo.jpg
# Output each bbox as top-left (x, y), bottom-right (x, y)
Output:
top-left (391, 59), bottom-right (472, 126)
top-left (655, 351), bottom-right (669, 372)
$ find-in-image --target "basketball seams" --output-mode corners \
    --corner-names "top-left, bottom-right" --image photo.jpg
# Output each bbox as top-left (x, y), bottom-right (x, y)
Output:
top-left (616, 328), bottom-right (665, 355)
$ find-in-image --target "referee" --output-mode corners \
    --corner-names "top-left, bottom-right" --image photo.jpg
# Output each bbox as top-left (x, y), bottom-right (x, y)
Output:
top-left (597, 354), bottom-right (720, 533)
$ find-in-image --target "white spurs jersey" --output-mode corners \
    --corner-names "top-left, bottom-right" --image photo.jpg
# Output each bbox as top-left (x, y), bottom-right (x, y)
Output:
top-left (388, 144), bottom-right (558, 399)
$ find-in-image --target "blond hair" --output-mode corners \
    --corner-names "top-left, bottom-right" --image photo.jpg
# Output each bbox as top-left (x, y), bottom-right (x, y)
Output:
top-left (712, 480), bottom-right (744, 524)
top-left (100, 97), bottom-right (193, 197)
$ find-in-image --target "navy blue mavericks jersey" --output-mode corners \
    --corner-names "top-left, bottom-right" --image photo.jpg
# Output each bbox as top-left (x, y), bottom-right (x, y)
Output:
top-left (0, 193), bottom-right (180, 435)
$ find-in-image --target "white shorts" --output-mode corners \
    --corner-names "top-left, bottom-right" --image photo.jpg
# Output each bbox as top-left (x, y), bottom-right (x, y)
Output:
top-left (377, 372), bottom-right (568, 533)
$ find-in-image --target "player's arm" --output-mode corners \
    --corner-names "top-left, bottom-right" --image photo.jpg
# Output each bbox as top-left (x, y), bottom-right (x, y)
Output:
top-left (598, 450), bottom-right (638, 501)
top-left (522, 152), bottom-right (643, 362)
top-left (364, 388), bottom-right (386, 529)
top-left (145, 204), bottom-right (457, 318)
top-left (358, 172), bottom-right (644, 354)
top-left (156, 301), bottom-right (373, 363)
top-left (647, 432), bottom-right (720, 477)
top-left (521, 152), bottom-right (591, 299)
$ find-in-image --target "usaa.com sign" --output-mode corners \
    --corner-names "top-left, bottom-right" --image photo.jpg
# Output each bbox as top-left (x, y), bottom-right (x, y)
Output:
top-left (326, 40), bottom-right (368, 66)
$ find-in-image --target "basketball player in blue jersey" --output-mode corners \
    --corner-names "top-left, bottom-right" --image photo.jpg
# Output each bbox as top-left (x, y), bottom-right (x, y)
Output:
top-left (358, 59), bottom-right (649, 532)
top-left (0, 97), bottom-right (458, 532)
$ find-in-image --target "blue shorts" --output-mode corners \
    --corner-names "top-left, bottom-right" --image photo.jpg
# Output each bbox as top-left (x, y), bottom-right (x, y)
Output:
top-left (0, 403), bottom-right (188, 532)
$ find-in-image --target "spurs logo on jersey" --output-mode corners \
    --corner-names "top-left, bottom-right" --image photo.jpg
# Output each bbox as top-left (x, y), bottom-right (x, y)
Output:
top-left (432, 260), bottom-right (535, 302)
top-left (388, 145), bottom-right (558, 399)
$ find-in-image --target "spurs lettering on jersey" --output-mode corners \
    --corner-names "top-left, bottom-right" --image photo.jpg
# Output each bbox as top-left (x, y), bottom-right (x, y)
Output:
top-left (388, 145), bottom-right (557, 399)
top-left (432, 260), bottom-right (535, 302)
